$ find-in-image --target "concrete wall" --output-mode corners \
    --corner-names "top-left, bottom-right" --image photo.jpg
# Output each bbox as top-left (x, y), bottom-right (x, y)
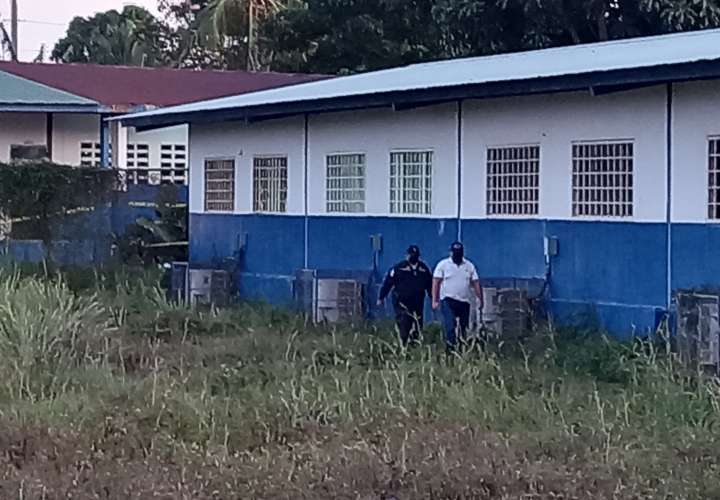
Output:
top-left (0, 112), bottom-right (47, 162)
top-left (0, 111), bottom-right (188, 167)
top-left (185, 85), bottom-right (688, 335)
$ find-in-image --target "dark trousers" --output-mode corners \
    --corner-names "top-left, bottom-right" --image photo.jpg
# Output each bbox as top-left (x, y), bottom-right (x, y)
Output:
top-left (393, 296), bottom-right (424, 345)
top-left (441, 298), bottom-right (470, 352)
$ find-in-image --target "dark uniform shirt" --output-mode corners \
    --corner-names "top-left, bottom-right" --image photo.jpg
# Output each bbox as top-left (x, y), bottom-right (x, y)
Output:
top-left (378, 260), bottom-right (433, 306)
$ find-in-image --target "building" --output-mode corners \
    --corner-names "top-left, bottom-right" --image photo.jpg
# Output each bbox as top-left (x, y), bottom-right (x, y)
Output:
top-left (0, 62), bottom-right (322, 264)
top-left (0, 62), bottom-right (323, 182)
top-left (118, 29), bottom-right (720, 335)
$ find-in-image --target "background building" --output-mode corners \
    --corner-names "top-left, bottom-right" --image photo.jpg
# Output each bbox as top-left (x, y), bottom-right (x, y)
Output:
top-left (119, 29), bottom-right (720, 335)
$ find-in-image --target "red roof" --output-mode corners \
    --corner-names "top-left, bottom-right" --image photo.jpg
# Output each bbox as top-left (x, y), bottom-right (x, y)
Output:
top-left (0, 62), bottom-right (325, 110)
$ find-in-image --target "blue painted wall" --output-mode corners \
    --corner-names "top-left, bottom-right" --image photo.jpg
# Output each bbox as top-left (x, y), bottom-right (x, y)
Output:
top-left (189, 213), bottom-right (678, 335)
top-left (671, 224), bottom-right (720, 292)
top-left (5, 184), bottom-right (189, 267)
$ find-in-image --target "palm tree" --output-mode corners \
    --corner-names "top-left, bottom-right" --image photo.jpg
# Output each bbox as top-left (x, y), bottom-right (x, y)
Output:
top-left (194, 0), bottom-right (287, 70)
top-left (52, 6), bottom-right (172, 67)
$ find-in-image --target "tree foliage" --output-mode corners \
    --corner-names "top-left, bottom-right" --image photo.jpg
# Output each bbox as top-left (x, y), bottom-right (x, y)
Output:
top-left (0, 163), bottom-right (118, 247)
top-left (261, 0), bottom-right (720, 73)
top-left (52, 0), bottom-right (720, 73)
top-left (52, 6), bottom-right (175, 67)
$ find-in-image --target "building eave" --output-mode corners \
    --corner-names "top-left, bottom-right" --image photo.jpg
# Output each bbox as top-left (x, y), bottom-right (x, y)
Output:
top-left (0, 103), bottom-right (105, 114)
top-left (123, 60), bottom-right (720, 131)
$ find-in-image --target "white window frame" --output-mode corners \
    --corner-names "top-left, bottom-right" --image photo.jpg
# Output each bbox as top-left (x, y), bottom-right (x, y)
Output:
top-left (204, 157), bottom-right (236, 213)
top-left (80, 141), bottom-right (112, 167)
top-left (571, 139), bottom-right (634, 219)
top-left (326, 152), bottom-right (366, 213)
top-left (486, 143), bottom-right (541, 218)
top-left (389, 149), bottom-right (433, 216)
top-left (160, 143), bottom-right (188, 185)
top-left (253, 155), bottom-right (288, 213)
top-left (708, 136), bottom-right (720, 221)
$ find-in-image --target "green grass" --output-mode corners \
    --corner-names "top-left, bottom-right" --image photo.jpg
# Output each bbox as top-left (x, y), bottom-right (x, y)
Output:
top-left (0, 268), bottom-right (718, 499)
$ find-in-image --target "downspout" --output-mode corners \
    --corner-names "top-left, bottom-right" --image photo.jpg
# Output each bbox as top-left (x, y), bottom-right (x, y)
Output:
top-left (665, 83), bottom-right (674, 311)
top-left (303, 113), bottom-right (309, 269)
top-left (456, 100), bottom-right (463, 242)
top-left (99, 115), bottom-right (110, 168)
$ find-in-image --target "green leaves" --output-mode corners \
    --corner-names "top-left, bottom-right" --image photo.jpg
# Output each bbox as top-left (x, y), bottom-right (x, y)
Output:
top-left (0, 162), bottom-right (118, 244)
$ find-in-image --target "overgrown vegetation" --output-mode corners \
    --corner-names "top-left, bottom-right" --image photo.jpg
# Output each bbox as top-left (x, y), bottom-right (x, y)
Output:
top-left (0, 267), bottom-right (718, 498)
top-left (0, 162), bottom-right (118, 251)
top-left (113, 185), bottom-right (188, 265)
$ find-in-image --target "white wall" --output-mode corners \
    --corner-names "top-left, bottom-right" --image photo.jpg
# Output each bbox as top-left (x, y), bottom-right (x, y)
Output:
top-left (130, 125), bottom-right (188, 168)
top-left (463, 87), bottom-right (668, 222)
top-left (52, 113), bottom-right (99, 165)
top-left (307, 104), bottom-right (458, 217)
top-left (186, 83), bottom-right (720, 224)
top-left (673, 80), bottom-right (720, 223)
top-left (189, 117), bottom-right (305, 214)
top-left (0, 112), bottom-right (47, 162)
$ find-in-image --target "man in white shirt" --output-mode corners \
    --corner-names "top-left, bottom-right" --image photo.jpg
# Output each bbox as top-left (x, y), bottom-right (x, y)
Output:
top-left (432, 241), bottom-right (483, 353)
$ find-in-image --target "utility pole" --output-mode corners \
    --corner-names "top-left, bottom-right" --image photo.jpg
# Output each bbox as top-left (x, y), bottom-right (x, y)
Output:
top-left (10, 0), bottom-right (17, 61)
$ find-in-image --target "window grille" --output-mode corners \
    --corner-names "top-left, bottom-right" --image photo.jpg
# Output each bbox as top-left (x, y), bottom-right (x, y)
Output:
top-left (160, 144), bottom-right (188, 185)
top-left (80, 142), bottom-right (112, 167)
top-left (389, 151), bottom-right (432, 215)
top-left (709, 138), bottom-right (720, 220)
top-left (326, 153), bottom-right (366, 213)
top-left (486, 145), bottom-right (540, 216)
top-left (572, 141), bottom-right (633, 217)
top-left (204, 159), bottom-right (235, 212)
top-left (253, 156), bottom-right (288, 213)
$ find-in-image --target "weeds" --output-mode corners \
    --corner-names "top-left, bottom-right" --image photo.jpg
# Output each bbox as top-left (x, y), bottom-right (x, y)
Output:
top-left (0, 269), bottom-right (718, 498)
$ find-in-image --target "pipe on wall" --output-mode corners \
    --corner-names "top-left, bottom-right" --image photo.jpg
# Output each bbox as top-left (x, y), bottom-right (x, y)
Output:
top-left (665, 83), bottom-right (674, 310)
top-left (303, 113), bottom-right (310, 269)
top-left (456, 100), bottom-right (463, 242)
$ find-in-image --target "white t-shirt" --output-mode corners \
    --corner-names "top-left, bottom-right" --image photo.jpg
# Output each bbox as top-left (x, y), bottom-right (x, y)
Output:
top-left (433, 257), bottom-right (479, 304)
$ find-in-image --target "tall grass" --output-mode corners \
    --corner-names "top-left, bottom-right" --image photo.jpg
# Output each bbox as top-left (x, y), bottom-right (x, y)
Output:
top-left (0, 268), bottom-right (719, 498)
top-left (0, 272), bottom-right (109, 400)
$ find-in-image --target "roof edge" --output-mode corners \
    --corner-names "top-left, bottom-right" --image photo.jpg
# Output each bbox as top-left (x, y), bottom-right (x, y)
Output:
top-left (118, 59), bottom-right (720, 130)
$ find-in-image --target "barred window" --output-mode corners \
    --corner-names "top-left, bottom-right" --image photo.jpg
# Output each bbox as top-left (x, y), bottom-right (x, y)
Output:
top-left (253, 156), bottom-right (288, 213)
top-left (326, 153), bottom-right (366, 213)
top-left (572, 141), bottom-right (633, 218)
top-left (486, 145), bottom-right (540, 216)
top-left (204, 159), bottom-right (235, 212)
top-left (126, 143), bottom-right (150, 168)
top-left (390, 151), bottom-right (432, 215)
top-left (709, 138), bottom-right (720, 219)
top-left (160, 144), bottom-right (188, 185)
top-left (80, 142), bottom-right (112, 167)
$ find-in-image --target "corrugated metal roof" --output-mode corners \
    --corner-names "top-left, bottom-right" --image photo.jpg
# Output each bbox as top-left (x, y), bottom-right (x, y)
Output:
top-left (0, 62), bottom-right (326, 109)
top-left (0, 70), bottom-right (97, 106)
top-left (119, 28), bottom-right (720, 125)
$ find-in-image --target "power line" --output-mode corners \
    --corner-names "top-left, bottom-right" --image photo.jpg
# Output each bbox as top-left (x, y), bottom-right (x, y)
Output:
top-left (17, 19), bottom-right (65, 27)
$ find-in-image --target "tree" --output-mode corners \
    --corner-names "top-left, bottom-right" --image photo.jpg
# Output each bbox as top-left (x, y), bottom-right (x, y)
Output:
top-left (159, 0), bottom-right (287, 70)
top-left (261, 0), bottom-right (720, 74)
top-left (52, 6), bottom-right (175, 67)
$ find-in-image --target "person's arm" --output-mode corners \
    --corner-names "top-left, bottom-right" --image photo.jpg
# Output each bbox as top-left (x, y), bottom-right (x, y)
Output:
top-left (472, 279), bottom-right (483, 309)
top-left (377, 267), bottom-right (395, 305)
top-left (432, 262), bottom-right (443, 309)
top-left (423, 264), bottom-right (433, 298)
top-left (432, 278), bottom-right (442, 310)
top-left (470, 264), bottom-right (483, 309)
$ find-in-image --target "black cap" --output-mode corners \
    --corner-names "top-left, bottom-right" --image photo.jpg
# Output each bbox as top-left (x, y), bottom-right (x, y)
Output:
top-left (407, 245), bottom-right (420, 256)
top-left (450, 241), bottom-right (464, 251)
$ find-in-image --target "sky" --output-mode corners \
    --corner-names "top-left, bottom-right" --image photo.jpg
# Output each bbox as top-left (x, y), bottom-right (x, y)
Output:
top-left (2, 0), bottom-right (159, 62)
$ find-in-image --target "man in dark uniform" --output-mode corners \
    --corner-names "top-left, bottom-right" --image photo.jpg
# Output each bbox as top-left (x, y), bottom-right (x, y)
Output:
top-left (377, 245), bottom-right (433, 345)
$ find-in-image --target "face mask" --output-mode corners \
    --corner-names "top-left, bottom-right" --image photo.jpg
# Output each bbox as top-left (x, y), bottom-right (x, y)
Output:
top-left (408, 254), bottom-right (420, 265)
top-left (451, 249), bottom-right (464, 265)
